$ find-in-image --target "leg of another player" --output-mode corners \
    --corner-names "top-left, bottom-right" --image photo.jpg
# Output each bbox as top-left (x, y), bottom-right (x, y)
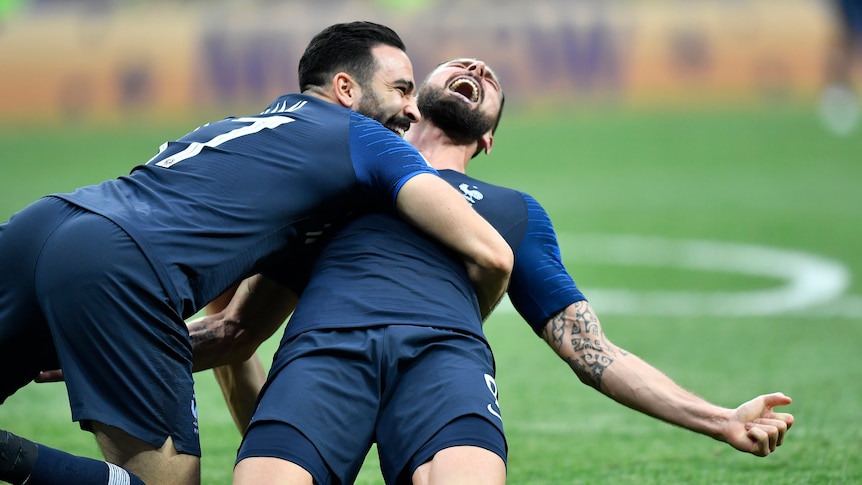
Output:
top-left (411, 446), bottom-right (506, 485)
top-left (233, 457), bottom-right (314, 485)
top-left (0, 429), bottom-right (146, 485)
top-left (93, 422), bottom-right (200, 485)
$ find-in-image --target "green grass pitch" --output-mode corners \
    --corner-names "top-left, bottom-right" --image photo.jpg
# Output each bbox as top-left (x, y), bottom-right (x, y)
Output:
top-left (1, 105), bottom-right (860, 484)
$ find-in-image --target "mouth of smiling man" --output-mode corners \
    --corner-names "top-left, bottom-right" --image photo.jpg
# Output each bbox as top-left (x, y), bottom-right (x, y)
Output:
top-left (448, 77), bottom-right (480, 103)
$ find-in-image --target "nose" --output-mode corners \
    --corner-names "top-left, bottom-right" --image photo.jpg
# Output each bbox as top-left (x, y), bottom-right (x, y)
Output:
top-left (404, 96), bottom-right (421, 123)
top-left (466, 60), bottom-right (487, 77)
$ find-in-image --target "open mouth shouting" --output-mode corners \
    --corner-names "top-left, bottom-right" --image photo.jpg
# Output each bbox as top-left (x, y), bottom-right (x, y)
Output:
top-left (448, 76), bottom-right (481, 103)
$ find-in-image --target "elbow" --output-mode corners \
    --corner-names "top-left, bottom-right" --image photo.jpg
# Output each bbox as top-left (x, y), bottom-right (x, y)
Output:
top-left (484, 243), bottom-right (514, 278)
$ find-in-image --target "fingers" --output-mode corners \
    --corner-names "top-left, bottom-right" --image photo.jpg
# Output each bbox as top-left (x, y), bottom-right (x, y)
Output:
top-left (767, 412), bottom-right (795, 431)
top-left (746, 416), bottom-right (789, 455)
top-left (746, 425), bottom-right (771, 456)
top-left (731, 392), bottom-right (794, 457)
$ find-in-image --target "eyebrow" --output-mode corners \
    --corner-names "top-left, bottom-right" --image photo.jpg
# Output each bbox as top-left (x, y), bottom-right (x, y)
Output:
top-left (394, 78), bottom-right (416, 93)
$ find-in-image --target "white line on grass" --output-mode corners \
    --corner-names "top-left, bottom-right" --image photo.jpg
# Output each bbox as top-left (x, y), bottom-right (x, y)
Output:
top-left (495, 234), bottom-right (857, 318)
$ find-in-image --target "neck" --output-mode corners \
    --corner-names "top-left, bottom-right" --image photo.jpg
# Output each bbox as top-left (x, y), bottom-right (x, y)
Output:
top-left (302, 86), bottom-right (339, 105)
top-left (404, 121), bottom-right (473, 173)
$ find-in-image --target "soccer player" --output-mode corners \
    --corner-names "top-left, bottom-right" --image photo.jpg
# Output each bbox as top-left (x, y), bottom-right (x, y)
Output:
top-left (0, 24), bottom-right (512, 485)
top-left (192, 58), bottom-right (794, 485)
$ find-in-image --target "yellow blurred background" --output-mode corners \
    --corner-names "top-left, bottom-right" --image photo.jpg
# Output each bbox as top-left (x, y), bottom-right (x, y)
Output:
top-left (0, 0), bottom-right (849, 124)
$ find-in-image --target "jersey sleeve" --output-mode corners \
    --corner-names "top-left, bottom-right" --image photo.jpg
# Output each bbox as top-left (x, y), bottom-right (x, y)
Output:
top-left (348, 112), bottom-right (438, 209)
top-left (508, 192), bottom-right (587, 335)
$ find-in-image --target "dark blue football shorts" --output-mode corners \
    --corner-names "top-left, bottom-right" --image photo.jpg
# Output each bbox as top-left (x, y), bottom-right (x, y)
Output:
top-left (237, 325), bottom-right (507, 484)
top-left (0, 196), bottom-right (200, 455)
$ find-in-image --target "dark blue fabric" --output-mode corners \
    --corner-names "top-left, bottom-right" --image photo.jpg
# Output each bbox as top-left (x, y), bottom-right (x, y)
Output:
top-left (29, 444), bottom-right (145, 485)
top-left (238, 421), bottom-right (333, 485)
top-left (53, 94), bottom-right (434, 318)
top-left (247, 326), bottom-right (503, 484)
top-left (280, 169), bottom-right (586, 342)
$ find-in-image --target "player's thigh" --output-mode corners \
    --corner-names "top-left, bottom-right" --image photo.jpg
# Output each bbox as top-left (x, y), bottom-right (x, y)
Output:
top-left (247, 329), bottom-right (383, 483)
top-left (36, 210), bottom-right (200, 456)
top-left (412, 445), bottom-right (505, 485)
top-left (234, 457), bottom-right (313, 485)
top-left (377, 327), bottom-right (506, 483)
top-left (235, 422), bottom-right (322, 485)
top-left (93, 422), bottom-right (200, 485)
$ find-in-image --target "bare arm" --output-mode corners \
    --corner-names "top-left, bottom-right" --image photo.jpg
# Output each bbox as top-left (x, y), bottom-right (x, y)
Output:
top-left (189, 275), bottom-right (294, 433)
top-left (395, 173), bottom-right (513, 318)
top-left (540, 300), bottom-right (794, 457)
top-left (189, 274), bottom-right (296, 372)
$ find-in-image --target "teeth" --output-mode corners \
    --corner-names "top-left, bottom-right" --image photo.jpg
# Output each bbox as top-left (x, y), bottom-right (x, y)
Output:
top-left (449, 78), bottom-right (479, 102)
top-left (394, 127), bottom-right (405, 138)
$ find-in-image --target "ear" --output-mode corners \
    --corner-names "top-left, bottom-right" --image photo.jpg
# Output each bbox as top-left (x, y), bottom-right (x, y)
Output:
top-left (332, 72), bottom-right (359, 109)
top-left (479, 132), bottom-right (494, 156)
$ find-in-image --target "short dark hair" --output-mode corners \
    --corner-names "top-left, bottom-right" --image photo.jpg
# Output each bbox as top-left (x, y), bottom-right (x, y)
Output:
top-left (298, 21), bottom-right (407, 92)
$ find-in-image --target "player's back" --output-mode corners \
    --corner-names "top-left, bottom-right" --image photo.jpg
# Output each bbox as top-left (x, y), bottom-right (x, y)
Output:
top-left (53, 94), bottom-right (427, 317)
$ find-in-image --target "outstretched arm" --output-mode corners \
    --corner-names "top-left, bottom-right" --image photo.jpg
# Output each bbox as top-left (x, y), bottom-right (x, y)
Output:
top-left (540, 300), bottom-right (794, 457)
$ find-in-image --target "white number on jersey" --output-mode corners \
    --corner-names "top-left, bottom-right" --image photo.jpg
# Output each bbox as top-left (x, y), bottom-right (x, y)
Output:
top-left (147, 115), bottom-right (295, 168)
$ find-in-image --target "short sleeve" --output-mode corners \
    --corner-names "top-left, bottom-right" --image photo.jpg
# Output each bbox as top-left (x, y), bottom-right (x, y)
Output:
top-left (507, 193), bottom-right (587, 334)
top-left (348, 112), bottom-right (437, 208)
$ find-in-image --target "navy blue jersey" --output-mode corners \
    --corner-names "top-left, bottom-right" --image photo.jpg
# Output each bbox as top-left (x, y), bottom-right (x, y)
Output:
top-left (52, 94), bottom-right (435, 317)
top-left (281, 169), bottom-right (586, 342)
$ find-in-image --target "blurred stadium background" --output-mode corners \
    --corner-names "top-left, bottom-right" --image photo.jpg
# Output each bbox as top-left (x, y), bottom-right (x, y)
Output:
top-left (1, 1), bottom-right (860, 483)
top-left (0, 0), bottom-right (852, 123)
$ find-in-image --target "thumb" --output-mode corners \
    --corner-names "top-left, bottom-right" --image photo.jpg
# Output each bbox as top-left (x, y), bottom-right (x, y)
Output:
top-left (761, 392), bottom-right (792, 410)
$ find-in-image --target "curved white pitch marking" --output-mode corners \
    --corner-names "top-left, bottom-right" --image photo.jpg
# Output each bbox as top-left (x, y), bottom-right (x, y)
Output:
top-left (496, 234), bottom-right (851, 317)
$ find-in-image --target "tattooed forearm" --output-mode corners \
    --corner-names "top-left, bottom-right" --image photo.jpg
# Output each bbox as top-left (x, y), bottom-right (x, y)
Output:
top-left (566, 354), bottom-right (614, 390)
top-left (542, 300), bottom-right (628, 390)
top-left (189, 325), bottom-right (218, 346)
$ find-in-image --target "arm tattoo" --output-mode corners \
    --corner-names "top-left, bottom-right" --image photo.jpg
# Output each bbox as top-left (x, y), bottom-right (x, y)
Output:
top-left (543, 301), bottom-right (627, 391)
top-left (189, 326), bottom-right (218, 346)
top-left (542, 312), bottom-right (567, 352)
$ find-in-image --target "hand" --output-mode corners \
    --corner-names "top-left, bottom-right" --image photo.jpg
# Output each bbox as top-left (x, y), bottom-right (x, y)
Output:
top-left (34, 369), bottom-right (65, 383)
top-left (724, 392), bottom-right (794, 456)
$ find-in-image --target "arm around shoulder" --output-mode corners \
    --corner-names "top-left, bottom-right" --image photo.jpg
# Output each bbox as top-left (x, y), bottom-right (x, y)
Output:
top-left (395, 173), bottom-right (513, 318)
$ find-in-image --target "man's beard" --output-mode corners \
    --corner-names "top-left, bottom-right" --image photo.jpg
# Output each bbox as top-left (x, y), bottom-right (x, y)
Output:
top-left (358, 90), bottom-right (411, 135)
top-left (418, 87), bottom-right (494, 144)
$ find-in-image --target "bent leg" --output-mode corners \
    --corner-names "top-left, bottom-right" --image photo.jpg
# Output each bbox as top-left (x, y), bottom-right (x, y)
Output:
top-left (235, 421), bottom-right (340, 485)
top-left (35, 209), bottom-right (202, 475)
top-left (412, 445), bottom-right (506, 485)
top-left (94, 423), bottom-right (200, 485)
top-left (234, 458), bottom-right (313, 485)
top-left (377, 328), bottom-right (507, 483)
top-left (0, 428), bottom-right (147, 485)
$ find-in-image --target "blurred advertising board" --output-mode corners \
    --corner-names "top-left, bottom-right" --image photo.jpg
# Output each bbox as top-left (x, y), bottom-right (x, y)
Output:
top-left (0, 0), bottom-right (835, 123)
